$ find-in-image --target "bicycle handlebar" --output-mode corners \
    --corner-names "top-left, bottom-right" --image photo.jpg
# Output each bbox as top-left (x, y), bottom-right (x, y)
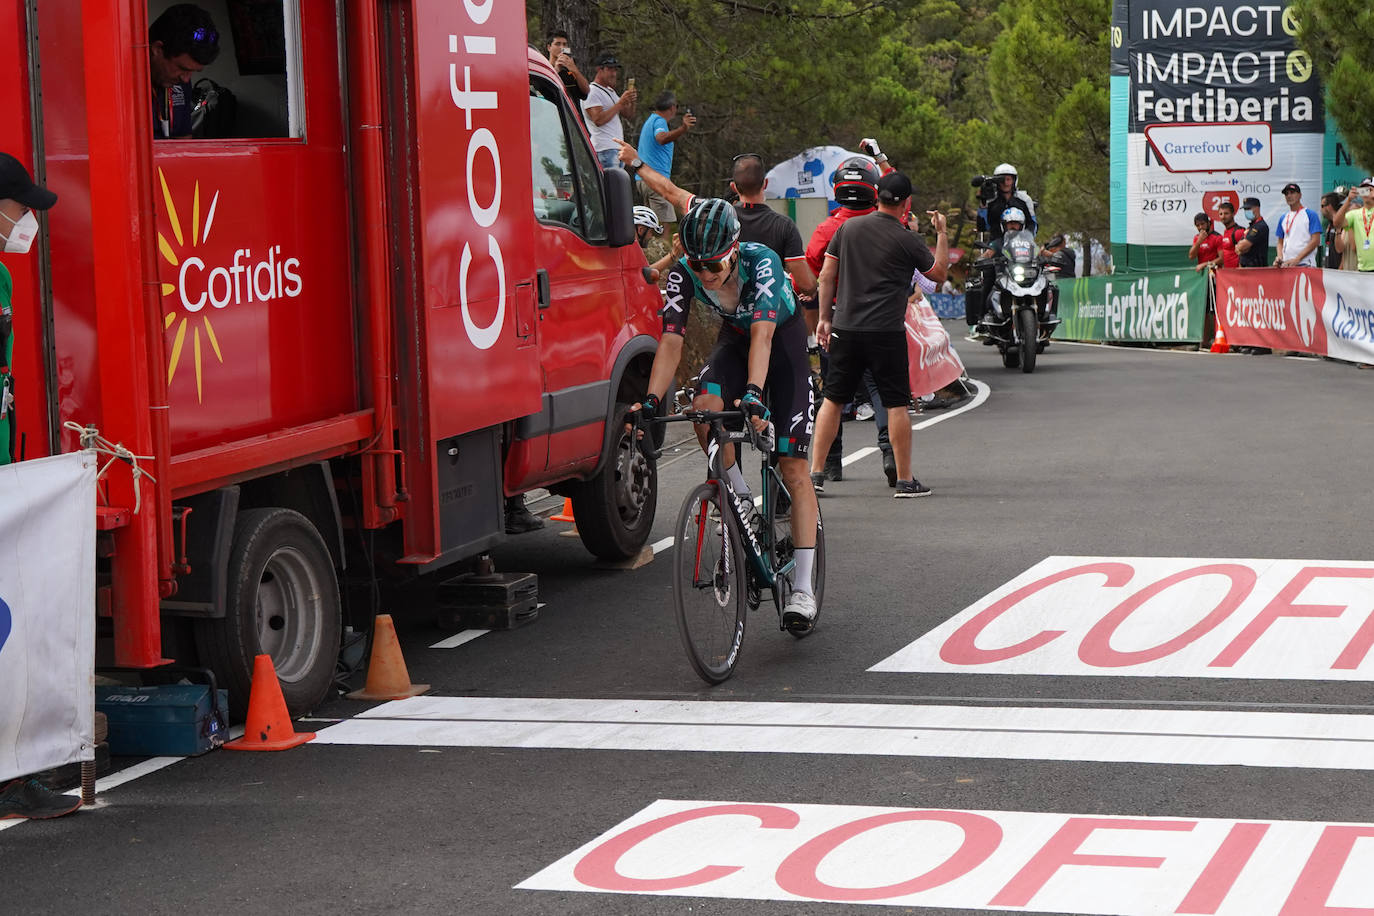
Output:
top-left (630, 406), bottom-right (776, 460)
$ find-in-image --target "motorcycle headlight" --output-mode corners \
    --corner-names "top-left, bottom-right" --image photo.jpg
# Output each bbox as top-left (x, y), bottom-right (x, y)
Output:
top-left (1012, 264), bottom-right (1038, 283)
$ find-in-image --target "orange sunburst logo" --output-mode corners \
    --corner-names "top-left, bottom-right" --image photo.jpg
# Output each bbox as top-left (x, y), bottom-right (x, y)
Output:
top-left (157, 167), bottom-right (224, 403)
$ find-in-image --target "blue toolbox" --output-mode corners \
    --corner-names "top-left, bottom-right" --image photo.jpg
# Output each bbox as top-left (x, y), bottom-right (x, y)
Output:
top-left (95, 670), bottom-right (229, 757)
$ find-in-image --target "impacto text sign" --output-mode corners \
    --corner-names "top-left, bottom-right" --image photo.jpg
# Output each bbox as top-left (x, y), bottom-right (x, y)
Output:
top-left (521, 798), bottom-right (1374, 914)
top-left (1144, 122), bottom-right (1273, 172)
top-left (872, 555), bottom-right (1374, 680)
top-left (1055, 269), bottom-right (1207, 342)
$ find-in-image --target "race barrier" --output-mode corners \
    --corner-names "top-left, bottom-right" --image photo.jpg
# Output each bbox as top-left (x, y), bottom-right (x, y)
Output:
top-left (0, 451), bottom-right (97, 783)
top-left (925, 293), bottom-right (965, 321)
top-left (1055, 268), bottom-right (1208, 344)
top-left (1215, 267), bottom-right (1374, 362)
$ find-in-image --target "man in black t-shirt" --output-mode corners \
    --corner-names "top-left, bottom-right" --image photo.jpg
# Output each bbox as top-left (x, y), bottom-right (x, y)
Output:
top-left (730, 154), bottom-right (817, 303)
top-left (812, 172), bottom-right (948, 499)
top-left (546, 31), bottom-right (589, 122)
top-left (1236, 197), bottom-right (1270, 268)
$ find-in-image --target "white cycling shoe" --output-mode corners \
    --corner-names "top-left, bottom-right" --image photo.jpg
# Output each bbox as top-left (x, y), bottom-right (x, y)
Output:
top-left (782, 590), bottom-right (817, 631)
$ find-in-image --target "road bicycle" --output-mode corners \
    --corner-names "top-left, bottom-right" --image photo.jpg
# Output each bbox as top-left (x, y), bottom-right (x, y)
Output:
top-left (638, 405), bottom-right (825, 684)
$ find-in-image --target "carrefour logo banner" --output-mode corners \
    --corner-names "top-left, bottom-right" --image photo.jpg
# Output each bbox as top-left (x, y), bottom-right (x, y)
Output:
top-left (1055, 270), bottom-right (1209, 343)
top-left (0, 452), bottom-right (97, 783)
top-left (1217, 268), bottom-right (1374, 362)
top-left (1114, 0), bottom-right (1323, 249)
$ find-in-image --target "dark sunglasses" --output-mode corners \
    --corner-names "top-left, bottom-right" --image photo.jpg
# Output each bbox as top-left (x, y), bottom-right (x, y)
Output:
top-left (688, 254), bottom-right (732, 274)
top-left (190, 26), bottom-right (217, 45)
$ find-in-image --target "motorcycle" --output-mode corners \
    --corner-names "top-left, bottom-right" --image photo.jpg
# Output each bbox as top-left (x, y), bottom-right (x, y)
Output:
top-left (968, 230), bottom-right (1066, 373)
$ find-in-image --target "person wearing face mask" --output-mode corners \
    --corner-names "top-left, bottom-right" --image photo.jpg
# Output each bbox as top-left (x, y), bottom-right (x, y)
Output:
top-left (0, 153), bottom-right (80, 822)
top-left (0, 153), bottom-right (57, 470)
top-left (1235, 197), bottom-right (1269, 268)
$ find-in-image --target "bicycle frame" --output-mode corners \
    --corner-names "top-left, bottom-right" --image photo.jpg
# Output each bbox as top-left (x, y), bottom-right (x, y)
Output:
top-left (649, 409), bottom-right (791, 602)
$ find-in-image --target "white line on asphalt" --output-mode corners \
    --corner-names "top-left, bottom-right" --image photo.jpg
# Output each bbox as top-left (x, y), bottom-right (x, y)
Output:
top-left (911, 377), bottom-right (989, 430)
top-left (430, 629), bottom-right (490, 650)
top-left (649, 535), bottom-right (675, 554)
top-left (311, 696), bottom-right (1374, 770)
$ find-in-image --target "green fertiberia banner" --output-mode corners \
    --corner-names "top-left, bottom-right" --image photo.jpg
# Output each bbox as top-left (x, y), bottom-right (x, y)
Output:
top-left (1055, 269), bottom-right (1208, 343)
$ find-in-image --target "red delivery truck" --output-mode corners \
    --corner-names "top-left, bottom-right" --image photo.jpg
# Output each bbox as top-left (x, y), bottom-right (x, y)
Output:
top-left (0, 0), bottom-right (664, 714)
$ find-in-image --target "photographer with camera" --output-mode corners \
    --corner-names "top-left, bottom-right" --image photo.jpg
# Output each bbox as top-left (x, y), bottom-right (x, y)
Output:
top-left (547, 31), bottom-right (589, 108)
top-left (976, 163), bottom-right (1038, 241)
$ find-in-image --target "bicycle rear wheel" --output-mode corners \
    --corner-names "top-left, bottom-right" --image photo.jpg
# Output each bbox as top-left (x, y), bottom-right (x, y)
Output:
top-left (767, 472), bottom-right (825, 636)
top-left (673, 482), bottom-right (748, 683)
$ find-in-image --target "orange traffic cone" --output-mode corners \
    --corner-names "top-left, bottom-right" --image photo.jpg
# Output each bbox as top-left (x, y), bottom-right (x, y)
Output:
top-left (552, 497), bottom-right (580, 538)
top-left (1211, 323), bottom-right (1230, 354)
top-left (346, 614), bottom-right (429, 701)
top-left (225, 654), bottom-right (315, 751)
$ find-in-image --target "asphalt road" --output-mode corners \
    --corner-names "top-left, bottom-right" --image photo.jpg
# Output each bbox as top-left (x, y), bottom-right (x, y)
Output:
top-left (6, 333), bottom-right (1374, 916)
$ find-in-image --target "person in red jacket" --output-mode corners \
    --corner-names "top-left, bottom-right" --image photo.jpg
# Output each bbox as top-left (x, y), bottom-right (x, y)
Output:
top-left (1189, 212), bottom-right (1222, 272)
top-left (804, 144), bottom-right (894, 485)
top-left (1216, 201), bottom-right (1245, 269)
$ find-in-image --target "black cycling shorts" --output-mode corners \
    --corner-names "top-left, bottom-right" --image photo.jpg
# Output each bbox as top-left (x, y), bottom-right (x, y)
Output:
top-left (697, 317), bottom-right (815, 458)
top-left (822, 327), bottom-right (910, 409)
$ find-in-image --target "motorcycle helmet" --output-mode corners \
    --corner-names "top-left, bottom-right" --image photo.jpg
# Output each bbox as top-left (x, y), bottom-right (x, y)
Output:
top-left (633, 205), bottom-right (663, 236)
top-left (832, 156), bottom-right (880, 209)
top-left (993, 163), bottom-right (1018, 192)
top-left (679, 198), bottom-right (740, 261)
top-left (1001, 206), bottom-right (1026, 231)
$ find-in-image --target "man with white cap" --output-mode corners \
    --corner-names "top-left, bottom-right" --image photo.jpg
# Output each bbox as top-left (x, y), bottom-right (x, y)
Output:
top-left (1332, 177), bottom-right (1374, 273)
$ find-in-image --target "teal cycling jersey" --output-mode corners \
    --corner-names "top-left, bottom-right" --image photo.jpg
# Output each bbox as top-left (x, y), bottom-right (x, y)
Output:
top-left (660, 241), bottom-right (797, 336)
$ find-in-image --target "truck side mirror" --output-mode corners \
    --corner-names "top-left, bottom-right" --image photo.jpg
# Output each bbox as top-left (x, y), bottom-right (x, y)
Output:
top-left (603, 166), bottom-right (635, 248)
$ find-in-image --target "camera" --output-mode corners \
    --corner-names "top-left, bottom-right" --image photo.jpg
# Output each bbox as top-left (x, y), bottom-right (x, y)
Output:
top-left (971, 174), bottom-right (999, 206)
top-left (683, 106), bottom-right (694, 117)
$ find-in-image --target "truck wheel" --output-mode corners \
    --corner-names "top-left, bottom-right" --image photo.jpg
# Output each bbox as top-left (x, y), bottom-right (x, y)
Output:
top-left (194, 508), bottom-right (341, 720)
top-left (571, 403), bottom-right (657, 561)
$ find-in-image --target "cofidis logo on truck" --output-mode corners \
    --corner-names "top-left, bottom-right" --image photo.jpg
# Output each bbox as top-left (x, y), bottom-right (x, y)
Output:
top-left (155, 168), bottom-right (303, 401)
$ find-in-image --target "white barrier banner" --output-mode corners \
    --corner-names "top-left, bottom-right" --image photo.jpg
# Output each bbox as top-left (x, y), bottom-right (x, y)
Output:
top-left (0, 451), bottom-right (97, 782)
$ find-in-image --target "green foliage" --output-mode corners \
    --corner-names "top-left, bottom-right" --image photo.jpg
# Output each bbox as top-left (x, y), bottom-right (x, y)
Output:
top-left (530, 0), bottom-right (1110, 240)
top-left (1292, 0), bottom-right (1374, 175)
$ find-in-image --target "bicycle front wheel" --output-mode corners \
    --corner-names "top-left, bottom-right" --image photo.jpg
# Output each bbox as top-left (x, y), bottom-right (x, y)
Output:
top-left (673, 482), bottom-right (748, 684)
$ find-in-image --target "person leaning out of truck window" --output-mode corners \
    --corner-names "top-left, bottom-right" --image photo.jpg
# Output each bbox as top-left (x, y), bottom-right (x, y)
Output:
top-left (149, 4), bottom-right (222, 140)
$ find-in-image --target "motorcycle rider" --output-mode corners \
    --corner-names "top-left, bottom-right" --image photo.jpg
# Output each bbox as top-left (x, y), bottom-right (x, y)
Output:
top-left (979, 207), bottom-right (1029, 326)
top-left (982, 163), bottom-right (1037, 238)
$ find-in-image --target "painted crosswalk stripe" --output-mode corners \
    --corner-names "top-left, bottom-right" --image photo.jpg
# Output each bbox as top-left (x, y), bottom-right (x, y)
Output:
top-left (312, 696), bottom-right (1374, 770)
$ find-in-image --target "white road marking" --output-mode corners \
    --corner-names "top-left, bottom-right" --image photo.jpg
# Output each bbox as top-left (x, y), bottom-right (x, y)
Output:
top-left (520, 798), bottom-right (1371, 914)
top-left (649, 535), bottom-right (675, 554)
top-left (872, 555), bottom-right (1374, 681)
top-left (430, 629), bottom-right (490, 650)
top-left (312, 696), bottom-right (1374, 770)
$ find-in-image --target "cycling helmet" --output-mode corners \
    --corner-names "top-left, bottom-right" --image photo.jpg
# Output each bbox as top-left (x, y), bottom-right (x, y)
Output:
top-left (832, 156), bottom-right (880, 209)
top-left (1001, 206), bottom-right (1026, 228)
top-left (633, 205), bottom-right (663, 236)
top-left (679, 198), bottom-right (740, 260)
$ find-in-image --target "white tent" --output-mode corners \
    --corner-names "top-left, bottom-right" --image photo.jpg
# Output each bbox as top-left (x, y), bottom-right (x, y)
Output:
top-left (764, 146), bottom-right (873, 200)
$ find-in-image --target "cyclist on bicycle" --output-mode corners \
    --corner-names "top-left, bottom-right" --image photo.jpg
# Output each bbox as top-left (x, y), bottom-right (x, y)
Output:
top-left (614, 142), bottom-right (820, 628)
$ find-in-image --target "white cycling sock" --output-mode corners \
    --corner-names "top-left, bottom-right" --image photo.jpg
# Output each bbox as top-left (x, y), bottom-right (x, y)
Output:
top-left (792, 547), bottom-right (815, 595)
top-left (725, 463), bottom-right (750, 496)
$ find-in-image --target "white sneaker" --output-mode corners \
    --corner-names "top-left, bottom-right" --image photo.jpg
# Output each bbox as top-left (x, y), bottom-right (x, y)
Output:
top-left (855, 403), bottom-right (875, 421)
top-left (782, 590), bottom-right (817, 628)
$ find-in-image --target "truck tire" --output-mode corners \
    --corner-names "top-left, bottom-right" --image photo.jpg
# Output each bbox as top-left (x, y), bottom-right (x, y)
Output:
top-left (571, 403), bottom-right (657, 561)
top-left (194, 507), bottom-right (341, 720)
